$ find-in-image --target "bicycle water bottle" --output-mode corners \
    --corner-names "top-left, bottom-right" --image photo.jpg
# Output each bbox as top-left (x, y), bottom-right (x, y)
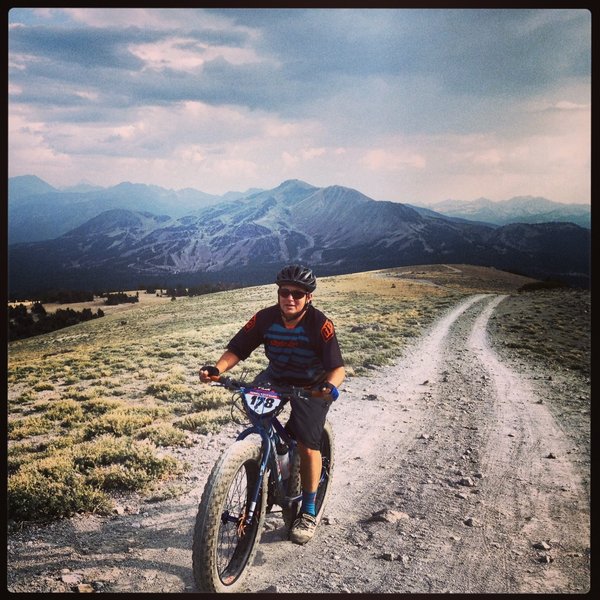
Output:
top-left (276, 440), bottom-right (290, 480)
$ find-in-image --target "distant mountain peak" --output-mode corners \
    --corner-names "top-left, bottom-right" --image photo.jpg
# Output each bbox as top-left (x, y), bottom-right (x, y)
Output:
top-left (9, 175), bottom-right (57, 200)
top-left (276, 179), bottom-right (317, 191)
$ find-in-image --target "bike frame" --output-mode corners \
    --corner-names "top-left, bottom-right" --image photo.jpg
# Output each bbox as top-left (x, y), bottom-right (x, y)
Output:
top-left (233, 386), bottom-right (301, 526)
top-left (213, 377), bottom-right (331, 531)
top-left (217, 380), bottom-right (302, 525)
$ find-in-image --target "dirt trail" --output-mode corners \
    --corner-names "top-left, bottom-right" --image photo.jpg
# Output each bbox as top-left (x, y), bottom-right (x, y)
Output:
top-left (241, 293), bottom-right (590, 594)
top-left (6, 294), bottom-right (590, 593)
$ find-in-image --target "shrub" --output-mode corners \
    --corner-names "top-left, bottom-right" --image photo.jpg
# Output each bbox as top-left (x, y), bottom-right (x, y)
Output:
top-left (191, 388), bottom-right (229, 411)
top-left (83, 410), bottom-right (155, 439)
top-left (7, 433), bottom-right (184, 523)
top-left (136, 424), bottom-right (192, 447)
top-left (73, 435), bottom-right (180, 482)
top-left (80, 397), bottom-right (124, 416)
top-left (176, 410), bottom-right (231, 434)
top-left (62, 387), bottom-right (99, 402)
top-left (86, 464), bottom-right (151, 491)
top-left (34, 399), bottom-right (85, 425)
top-left (33, 382), bottom-right (54, 392)
top-left (147, 381), bottom-right (196, 402)
top-left (8, 455), bottom-right (112, 522)
top-left (12, 390), bottom-right (37, 406)
top-left (8, 415), bottom-right (55, 440)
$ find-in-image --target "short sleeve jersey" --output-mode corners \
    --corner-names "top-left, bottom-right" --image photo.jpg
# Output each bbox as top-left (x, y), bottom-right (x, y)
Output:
top-left (227, 304), bottom-right (344, 387)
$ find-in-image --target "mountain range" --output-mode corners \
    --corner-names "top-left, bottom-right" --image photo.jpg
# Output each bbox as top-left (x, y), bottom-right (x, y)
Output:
top-left (7, 176), bottom-right (590, 296)
top-left (410, 196), bottom-right (590, 228)
top-left (8, 175), bottom-right (590, 244)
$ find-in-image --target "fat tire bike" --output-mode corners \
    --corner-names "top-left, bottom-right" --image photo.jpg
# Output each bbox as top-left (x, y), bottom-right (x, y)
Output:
top-left (192, 375), bottom-right (335, 593)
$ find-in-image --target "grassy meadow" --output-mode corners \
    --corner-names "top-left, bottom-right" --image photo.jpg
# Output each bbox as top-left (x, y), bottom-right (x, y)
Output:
top-left (7, 265), bottom-right (540, 525)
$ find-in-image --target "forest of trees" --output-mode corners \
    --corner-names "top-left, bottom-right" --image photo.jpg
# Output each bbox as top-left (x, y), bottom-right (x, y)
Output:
top-left (143, 282), bottom-right (236, 297)
top-left (8, 303), bottom-right (105, 341)
top-left (104, 291), bottom-right (139, 305)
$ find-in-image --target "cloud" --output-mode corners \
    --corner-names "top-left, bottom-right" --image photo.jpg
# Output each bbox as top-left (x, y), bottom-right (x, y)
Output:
top-left (361, 148), bottom-right (426, 171)
top-left (7, 8), bottom-right (591, 204)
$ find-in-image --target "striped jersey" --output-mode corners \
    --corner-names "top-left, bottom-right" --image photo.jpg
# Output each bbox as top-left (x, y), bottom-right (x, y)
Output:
top-left (227, 304), bottom-right (344, 387)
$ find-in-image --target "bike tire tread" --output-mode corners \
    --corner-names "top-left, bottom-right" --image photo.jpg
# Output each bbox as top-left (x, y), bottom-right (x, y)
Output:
top-left (192, 438), bottom-right (266, 593)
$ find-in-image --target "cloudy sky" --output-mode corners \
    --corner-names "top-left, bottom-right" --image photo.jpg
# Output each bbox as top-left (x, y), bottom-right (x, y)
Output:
top-left (8, 7), bottom-right (591, 205)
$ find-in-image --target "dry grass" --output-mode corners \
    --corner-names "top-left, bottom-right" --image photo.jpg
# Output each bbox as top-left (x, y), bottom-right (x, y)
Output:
top-left (7, 264), bottom-right (569, 524)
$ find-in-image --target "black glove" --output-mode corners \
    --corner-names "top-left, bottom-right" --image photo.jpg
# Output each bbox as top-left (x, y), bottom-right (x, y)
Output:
top-left (200, 365), bottom-right (220, 379)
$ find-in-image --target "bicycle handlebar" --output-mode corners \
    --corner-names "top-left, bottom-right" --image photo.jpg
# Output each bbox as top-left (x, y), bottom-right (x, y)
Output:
top-left (210, 375), bottom-right (326, 401)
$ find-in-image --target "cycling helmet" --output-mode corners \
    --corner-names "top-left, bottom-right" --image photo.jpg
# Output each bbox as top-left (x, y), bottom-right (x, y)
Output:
top-left (275, 264), bottom-right (317, 292)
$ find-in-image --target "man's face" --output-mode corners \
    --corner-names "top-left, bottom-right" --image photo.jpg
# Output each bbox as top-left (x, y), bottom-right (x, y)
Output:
top-left (277, 284), bottom-right (312, 319)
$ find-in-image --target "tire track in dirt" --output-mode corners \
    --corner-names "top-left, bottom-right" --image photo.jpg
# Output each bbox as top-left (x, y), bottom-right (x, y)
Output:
top-left (243, 293), bottom-right (589, 594)
top-left (457, 296), bottom-right (591, 593)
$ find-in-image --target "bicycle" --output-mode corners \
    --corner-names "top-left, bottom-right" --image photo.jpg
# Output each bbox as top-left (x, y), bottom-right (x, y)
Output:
top-left (192, 375), bottom-right (335, 593)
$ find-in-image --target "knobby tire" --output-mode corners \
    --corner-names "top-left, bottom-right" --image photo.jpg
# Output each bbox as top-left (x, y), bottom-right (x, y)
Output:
top-left (192, 439), bottom-right (267, 593)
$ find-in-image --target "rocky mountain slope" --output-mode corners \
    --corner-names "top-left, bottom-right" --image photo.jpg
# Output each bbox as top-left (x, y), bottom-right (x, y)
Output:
top-left (8, 176), bottom-right (228, 244)
top-left (9, 175), bottom-right (590, 244)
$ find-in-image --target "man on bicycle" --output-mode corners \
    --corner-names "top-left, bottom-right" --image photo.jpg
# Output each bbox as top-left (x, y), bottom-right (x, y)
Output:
top-left (199, 264), bottom-right (345, 545)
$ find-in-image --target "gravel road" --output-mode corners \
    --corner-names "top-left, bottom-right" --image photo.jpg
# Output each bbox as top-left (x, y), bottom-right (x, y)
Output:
top-left (6, 293), bottom-right (590, 593)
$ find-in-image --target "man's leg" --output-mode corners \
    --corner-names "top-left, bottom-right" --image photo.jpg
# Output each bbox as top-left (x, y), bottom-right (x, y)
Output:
top-left (287, 395), bottom-right (331, 544)
top-left (298, 441), bottom-right (321, 514)
top-left (289, 442), bottom-right (321, 545)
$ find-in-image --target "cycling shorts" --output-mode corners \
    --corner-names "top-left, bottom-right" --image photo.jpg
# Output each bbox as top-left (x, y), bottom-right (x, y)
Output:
top-left (252, 370), bottom-right (333, 451)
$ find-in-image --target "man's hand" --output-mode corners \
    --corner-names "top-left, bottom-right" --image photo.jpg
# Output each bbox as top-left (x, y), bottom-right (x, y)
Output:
top-left (319, 382), bottom-right (339, 401)
top-left (199, 365), bottom-right (220, 383)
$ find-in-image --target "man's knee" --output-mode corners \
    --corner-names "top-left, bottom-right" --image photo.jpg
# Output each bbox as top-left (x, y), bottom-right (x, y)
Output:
top-left (298, 442), bottom-right (321, 459)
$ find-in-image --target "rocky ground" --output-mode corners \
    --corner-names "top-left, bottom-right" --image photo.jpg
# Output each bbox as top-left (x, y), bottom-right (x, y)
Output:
top-left (6, 286), bottom-right (590, 594)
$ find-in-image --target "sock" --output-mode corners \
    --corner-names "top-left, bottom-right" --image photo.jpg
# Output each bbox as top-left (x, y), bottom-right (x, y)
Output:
top-left (301, 490), bottom-right (317, 517)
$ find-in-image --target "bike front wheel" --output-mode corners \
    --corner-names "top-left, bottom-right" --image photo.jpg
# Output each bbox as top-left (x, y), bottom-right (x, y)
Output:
top-left (282, 419), bottom-right (335, 529)
top-left (192, 439), bottom-right (267, 593)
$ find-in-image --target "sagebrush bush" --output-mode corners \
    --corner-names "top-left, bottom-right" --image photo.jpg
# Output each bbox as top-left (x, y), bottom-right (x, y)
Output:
top-left (62, 387), bottom-right (99, 402)
top-left (73, 435), bottom-right (180, 480)
top-left (8, 455), bottom-right (112, 522)
top-left (33, 382), bottom-right (54, 392)
top-left (191, 387), bottom-right (229, 411)
top-left (34, 399), bottom-right (86, 425)
top-left (176, 410), bottom-right (231, 434)
top-left (8, 415), bottom-right (55, 440)
top-left (80, 397), bottom-right (124, 416)
top-left (136, 423), bottom-right (192, 447)
top-left (147, 381), bottom-right (196, 402)
top-left (86, 464), bottom-right (153, 491)
top-left (12, 390), bottom-right (37, 407)
top-left (83, 410), bottom-right (155, 439)
top-left (8, 433), bottom-right (182, 523)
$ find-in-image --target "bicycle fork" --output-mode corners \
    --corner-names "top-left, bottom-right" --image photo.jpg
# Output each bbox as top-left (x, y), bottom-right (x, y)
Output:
top-left (221, 428), bottom-right (273, 532)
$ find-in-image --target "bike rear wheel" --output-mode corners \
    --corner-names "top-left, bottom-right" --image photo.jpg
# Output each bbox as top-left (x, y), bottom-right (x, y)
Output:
top-left (192, 439), bottom-right (267, 593)
top-left (282, 419), bottom-right (335, 529)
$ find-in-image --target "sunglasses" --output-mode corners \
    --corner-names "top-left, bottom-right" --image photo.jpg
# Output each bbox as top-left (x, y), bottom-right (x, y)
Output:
top-left (278, 288), bottom-right (308, 300)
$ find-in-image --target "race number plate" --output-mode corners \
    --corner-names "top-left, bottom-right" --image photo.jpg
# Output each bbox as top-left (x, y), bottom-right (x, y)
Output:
top-left (242, 389), bottom-right (283, 416)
